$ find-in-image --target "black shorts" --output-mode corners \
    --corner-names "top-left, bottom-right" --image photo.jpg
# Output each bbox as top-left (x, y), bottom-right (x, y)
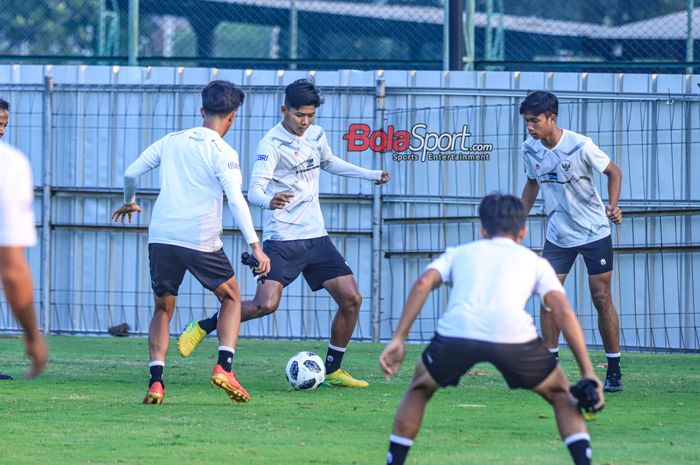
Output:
top-left (542, 235), bottom-right (614, 275)
top-left (263, 236), bottom-right (353, 291)
top-left (148, 243), bottom-right (235, 297)
top-left (421, 333), bottom-right (557, 390)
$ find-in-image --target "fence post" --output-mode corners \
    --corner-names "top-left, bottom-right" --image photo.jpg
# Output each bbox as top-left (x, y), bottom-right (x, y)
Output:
top-left (371, 77), bottom-right (386, 343)
top-left (41, 74), bottom-right (53, 335)
top-left (128, 0), bottom-right (139, 66)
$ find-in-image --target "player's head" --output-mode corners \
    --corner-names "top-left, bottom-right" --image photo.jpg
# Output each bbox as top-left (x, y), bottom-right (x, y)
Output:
top-left (0, 98), bottom-right (9, 139)
top-left (519, 91), bottom-right (558, 140)
top-left (478, 193), bottom-right (528, 242)
top-left (281, 78), bottom-right (324, 136)
top-left (200, 80), bottom-right (245, 131)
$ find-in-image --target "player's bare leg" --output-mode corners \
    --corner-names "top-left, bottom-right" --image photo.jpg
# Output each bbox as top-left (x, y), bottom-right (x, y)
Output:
top-left (144, 294), bottom-right (175, 404)
top-left (589, 271), bottom-right (622, 392)
top-left (323, 275), bottom-right (362, 348)
top-left (148, 295), bottom-right (176, 362)
top-left (240, 280), bottom-right (283, 322)
top-left (540, 273), bottom-right (567, 359)
top-left (210, 276), bottom-right (250, 402)
top-left (533, 366), bottom-right (593, 464)
top-left (386, 358), bottom-right (440, 465)
top-left (321, 275), bottom-right (367, 387)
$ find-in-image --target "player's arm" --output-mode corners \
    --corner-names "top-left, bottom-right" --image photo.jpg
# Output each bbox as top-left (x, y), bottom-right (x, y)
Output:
top-left (603, 161), bottom-right (622, 224)
top-left (379, 269), bottom-right (443, 380)
top-left (521, 177), bottom-right (540, 214)
top-left (543, 290), bottom-right (603, 409)
top-left (318, 130), bottom-right (389, 184)
top-left (247, 143), bottom-right (293, 210)
top-left (111, 139), bottom-right (163, 223)
top-left (218, 154), bottom-right (270, 275)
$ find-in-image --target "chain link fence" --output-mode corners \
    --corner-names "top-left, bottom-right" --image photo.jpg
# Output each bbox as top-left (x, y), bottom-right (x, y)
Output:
top-left (0, 1), bottom-right (697, 71)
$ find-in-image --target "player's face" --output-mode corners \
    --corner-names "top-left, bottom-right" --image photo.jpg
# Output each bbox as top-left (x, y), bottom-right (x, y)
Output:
top-left (523, 112), bottom-right (556, 140)
top-left (0, 109), bottom-right (8, 139)
top-left (281, 105), bottom-right (316, 136)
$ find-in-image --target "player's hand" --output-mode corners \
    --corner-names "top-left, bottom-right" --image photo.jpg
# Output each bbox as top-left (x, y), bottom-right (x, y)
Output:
top-left (24, 331), bottom-right (48, 379)
top-left (251, 246), bottom-right (271, 275)
top-left (269, 192), bottom-right (294, 210)
top-left (111, 203), bottom-right (142, 224)
top-left (375, 171), bottom-right (391, 185)
top-left (606, 205), bottom-right (622, 224)
top-left (379, 338), bottom-right (405, 381)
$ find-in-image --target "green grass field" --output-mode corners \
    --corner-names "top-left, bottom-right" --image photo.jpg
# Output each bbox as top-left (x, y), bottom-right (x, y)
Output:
top-left (1, 336), bottom-right (699, 465)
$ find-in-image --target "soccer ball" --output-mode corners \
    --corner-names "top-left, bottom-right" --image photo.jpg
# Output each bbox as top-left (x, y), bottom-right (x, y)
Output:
top-left (285, 351), bottom-right (325, 390)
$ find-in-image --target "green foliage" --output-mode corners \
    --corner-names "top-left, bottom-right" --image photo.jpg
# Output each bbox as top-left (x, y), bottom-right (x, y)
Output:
top-left (1, 336), bottom-right (699, 464)
top-left (0, 0), bottom-right (100, 55)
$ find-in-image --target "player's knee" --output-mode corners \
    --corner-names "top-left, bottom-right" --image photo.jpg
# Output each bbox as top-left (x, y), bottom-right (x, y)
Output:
top-left (255, 297), bottom-right (280, 316)
top-left (590, 287), bottom-right (611, 310)
top-left (342, 291), bottom-right (362, 312)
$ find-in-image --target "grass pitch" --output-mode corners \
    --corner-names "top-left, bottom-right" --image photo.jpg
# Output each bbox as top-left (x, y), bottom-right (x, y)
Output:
top-left (1, 336), bottom-right (699, 465)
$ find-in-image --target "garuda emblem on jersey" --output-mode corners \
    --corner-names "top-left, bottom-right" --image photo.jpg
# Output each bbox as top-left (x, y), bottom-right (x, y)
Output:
top-left (560, 160), bottom-right (573, 173)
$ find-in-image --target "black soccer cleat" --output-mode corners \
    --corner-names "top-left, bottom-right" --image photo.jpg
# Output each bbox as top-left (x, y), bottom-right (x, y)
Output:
top-left (0, 372), bottom-right (14, 380)
top-left (604, 373), bottom-right (623, 392)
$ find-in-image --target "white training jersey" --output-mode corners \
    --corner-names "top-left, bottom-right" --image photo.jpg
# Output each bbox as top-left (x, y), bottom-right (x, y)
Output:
top-left (123, 127), bottom-right (259, 252)
top-left (522, 129), bottom-right (611, 248)
top-left (248, 123), bottom-right (382, 241)
top-left (0, 142), bottom-right (37, 247)
top-left (428, 237), bottom-right (565, 343)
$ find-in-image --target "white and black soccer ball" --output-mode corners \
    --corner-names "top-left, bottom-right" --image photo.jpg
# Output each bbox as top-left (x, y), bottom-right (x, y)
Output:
top-left (285, 351), bottom-right (326, 390)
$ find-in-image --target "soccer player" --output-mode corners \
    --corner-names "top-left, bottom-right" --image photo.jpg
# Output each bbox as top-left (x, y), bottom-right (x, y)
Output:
top-left (519, 91), bottom-right (623, 392)
top-left (178, 78), bottom-right (390, 387)
top-left (111, 80), bottom-right (270, 404)
top-left (380, 193), bottom-right (604, 465)
top-left (0, 138), bottom-right (49, 380)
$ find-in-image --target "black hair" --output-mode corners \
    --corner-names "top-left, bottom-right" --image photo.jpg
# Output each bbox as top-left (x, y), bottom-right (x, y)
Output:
top-left (519, 90), bottom-right (558, 117)
top-left (284, 78), bottom-right (324, 108)
top-left (478, 193), bottom-right (527, 238)
top-left (201, 80), bottom-right (245, 117)
top-left (0, 99), bottom-right (9, 111)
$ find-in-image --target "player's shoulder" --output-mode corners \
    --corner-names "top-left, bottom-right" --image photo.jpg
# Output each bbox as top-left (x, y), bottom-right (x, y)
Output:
top-left (558, 129), bottom-right (591, 155)
top-left (521, 136), bottom-right (541, 155)
top-left (304, 124), bottom-right (326, 142)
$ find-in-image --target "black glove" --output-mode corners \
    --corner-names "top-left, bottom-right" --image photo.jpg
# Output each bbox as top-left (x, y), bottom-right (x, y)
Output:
top-left (570, 378), bottom-right (604, 420)
top-left (241, 252), bottom-right (266, 284)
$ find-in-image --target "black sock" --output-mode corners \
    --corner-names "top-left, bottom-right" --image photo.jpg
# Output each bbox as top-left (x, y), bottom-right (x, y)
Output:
top-left (199, 312), bottom-right (218, 334)
top-left (387, 435), bottom-right (413, 465)
top-left (325, 345), bottom-right (346, 374)
top-left (606, 353), bottom-right (621, 376)
top-left (218, 346), bottom-right (234, 372)
top-left (565, 434), bottom-right (591, 465)
top-left (549, 348), bottom-right (559, 362)
top-left (149, 363), bottom-right (164, 388)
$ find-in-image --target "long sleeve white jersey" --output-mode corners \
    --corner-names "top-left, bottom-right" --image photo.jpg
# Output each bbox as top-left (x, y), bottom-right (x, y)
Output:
top-left (247, 123), bottom-right (382, 241)
top-left (123, 127), bottom-right (259, 252)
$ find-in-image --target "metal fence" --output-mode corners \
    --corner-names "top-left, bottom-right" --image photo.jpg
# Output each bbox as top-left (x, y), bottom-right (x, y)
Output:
top-left (0, 1), bottom-right (698, 72)
top-left (0, 65), bottom-right (699, 353)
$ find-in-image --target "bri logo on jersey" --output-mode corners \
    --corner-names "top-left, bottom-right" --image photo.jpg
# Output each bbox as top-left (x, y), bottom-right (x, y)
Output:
top-left (257, 154), bottom-right (269, 161)
top-left (227, 162), bottom-right (239, 170)
top-left (546, 171), bottom-right (559, 181)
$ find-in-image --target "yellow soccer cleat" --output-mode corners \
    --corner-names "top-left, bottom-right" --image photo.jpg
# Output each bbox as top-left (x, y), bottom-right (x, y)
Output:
top-left (325, 368), bottom-right (369, 388)
top-left (177, 321), bottom-right (206, 358)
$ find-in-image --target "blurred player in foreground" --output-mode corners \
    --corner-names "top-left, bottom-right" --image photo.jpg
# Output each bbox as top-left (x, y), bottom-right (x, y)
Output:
top-left (0, 132), bottom-right (48, 380)
top-left (380, 194), bottom-right (603, 465)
